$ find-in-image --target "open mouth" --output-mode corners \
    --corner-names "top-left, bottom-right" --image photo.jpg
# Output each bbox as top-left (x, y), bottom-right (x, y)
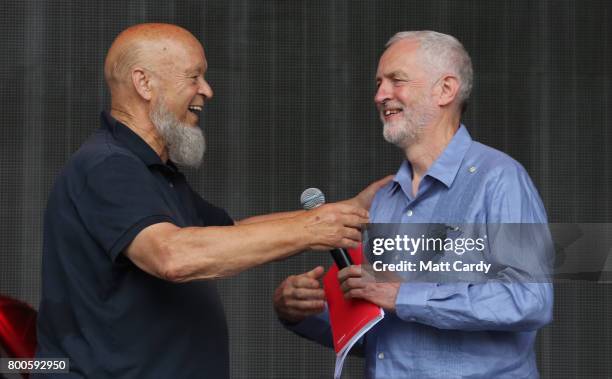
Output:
top-left (188, 105), bottom-right (203, 116)
top-left (382, 108), bottom-right (403, 119)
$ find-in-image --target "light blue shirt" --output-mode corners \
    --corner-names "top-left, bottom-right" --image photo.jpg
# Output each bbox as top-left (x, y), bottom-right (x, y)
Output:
top-left (287, 125), bottom-right (553, 378)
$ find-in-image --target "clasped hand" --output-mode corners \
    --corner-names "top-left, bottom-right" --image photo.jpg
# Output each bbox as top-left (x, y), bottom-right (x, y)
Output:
top-left (274, 264), bottom-right (400, 324)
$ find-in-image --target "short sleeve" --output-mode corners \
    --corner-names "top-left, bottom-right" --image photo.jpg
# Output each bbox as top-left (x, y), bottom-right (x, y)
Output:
top-left (190, 190), bottom-right (234, 227)
top-left (74, 154), bottom-right (175, 261)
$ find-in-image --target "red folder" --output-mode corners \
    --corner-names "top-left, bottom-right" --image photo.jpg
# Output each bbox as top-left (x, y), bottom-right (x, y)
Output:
top-left (323, 245), bottom-right (384, 378)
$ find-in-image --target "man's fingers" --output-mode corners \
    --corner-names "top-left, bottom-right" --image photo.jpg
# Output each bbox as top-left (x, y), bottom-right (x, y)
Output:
top-left (337, 265), bottom-right (362, 282)
top-left (371, 175), bottom-right (394, 190)
top-left (340, 277), bottom-right (366, 293)
top-left (348, 175), bottom-right (395, 210)
top-left (340, 226), bottom-right (362, 243)
top-left (292, 288), bottom-right (325, 301)
top-left (341, 214), bottom-right (370, 228)
top-left (287, 299), bottom-right (326, 311)
top-left (292, 275), bottom-right (322, 289)
top-left (274, 273), bottom-right (327, 323)
top-left (345, 205), bottom-right (370, 220)
top-left (332, 203), bottom-right (369, 219)
top-left (359, 175), bottom-right (395, 200)
top-left (305, 266), bottom-right (325, 279)
top-left (344, 288), bottom-right (365, 300)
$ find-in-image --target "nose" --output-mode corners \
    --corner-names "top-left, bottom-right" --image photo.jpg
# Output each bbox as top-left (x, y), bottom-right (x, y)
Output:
top-left (374, 81), bottom-right (391, 106)
top-left (199, 79), bottom-right (214, 100)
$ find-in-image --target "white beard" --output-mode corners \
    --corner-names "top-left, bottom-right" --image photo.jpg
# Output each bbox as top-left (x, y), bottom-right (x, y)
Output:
top-left (149, 99), bottom-right (206, 168)
top-left (382, 100), bottom-right (436, 148)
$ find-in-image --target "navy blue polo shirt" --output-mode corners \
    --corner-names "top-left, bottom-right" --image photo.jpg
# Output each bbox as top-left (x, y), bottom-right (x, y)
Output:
top-left (36, 112), bottom-right (233, 378)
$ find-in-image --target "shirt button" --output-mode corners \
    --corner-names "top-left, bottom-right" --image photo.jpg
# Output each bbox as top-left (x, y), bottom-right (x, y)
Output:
top-left (378, 352), bottom-right (385, 360)
top-left (168, 182), bottom-right (174, 188)
top-left (406, 209), bottom-right (413, 217)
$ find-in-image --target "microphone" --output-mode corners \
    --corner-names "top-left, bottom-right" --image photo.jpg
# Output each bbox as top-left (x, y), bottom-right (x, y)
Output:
top-left (300, 188), bottom-right (354, 269)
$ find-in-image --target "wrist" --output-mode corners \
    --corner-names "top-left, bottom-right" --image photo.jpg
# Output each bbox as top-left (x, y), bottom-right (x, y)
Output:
top-left (292, 211), bottom-right (319, 250)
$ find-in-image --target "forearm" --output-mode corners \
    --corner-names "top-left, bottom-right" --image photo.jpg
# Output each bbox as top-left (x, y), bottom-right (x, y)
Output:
top-left (161, 218), bottom-right (313, 281)
top-left (395, 281), bottom-right (553, 331)
top-left (128, 202), bottom-right (368, 282)
top-left (236, 210), bottom-right (304, 225)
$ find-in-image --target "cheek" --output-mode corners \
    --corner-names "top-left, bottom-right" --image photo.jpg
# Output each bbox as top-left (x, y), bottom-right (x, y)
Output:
top-left (394, 88), bottom-right (414, 104)
top-left (181, 88), bottom-right (199, 107)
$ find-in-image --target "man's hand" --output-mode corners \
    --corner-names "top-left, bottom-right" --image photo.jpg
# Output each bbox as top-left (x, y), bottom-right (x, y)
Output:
top-left (338, 265), bottom-right (400, 311)
top-left (343, 175), bottom-right (394, 210)
top-left (274, 266), bottom-right (326, 324)
top-left (301, 203), bottom-right (369, 250)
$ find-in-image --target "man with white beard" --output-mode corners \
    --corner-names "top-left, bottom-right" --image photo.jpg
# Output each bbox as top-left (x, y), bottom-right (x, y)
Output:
top-left (274, 31), bottom-right (553, 378)
top-left (35, 23), bottom-right (387, 378)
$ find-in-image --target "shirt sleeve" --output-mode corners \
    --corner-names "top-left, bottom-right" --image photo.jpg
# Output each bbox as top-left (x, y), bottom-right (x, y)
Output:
top-left (281, 310), bottom-right (335, 349)
top-left (74, 154), bottom-right (176, 261)
top-left (395, 163), bottom-right (554, 331)
top-left (190, 188), bottom-right (235, 227)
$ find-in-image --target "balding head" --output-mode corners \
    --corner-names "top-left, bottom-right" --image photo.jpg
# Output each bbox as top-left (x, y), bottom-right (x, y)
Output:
top-left (104, 23), bottom-right (202, 92)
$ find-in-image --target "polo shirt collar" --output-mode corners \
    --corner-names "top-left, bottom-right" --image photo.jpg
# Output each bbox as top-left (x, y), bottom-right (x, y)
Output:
top-left (100, 111), bottom-right (179, 173)
top-left (391, 124), bottom-right (473, 194)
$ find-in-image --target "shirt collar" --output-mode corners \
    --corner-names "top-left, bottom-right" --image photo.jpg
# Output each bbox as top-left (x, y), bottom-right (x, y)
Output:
top-left (392, 124), bottom-right (473, 192)
top-left (424, 124), bottom-right (472, 188)
top-left (100, 111), bottom-right (179, 174)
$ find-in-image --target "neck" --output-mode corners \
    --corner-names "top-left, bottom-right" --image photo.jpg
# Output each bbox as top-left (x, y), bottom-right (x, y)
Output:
top-left (403, 111), bottom-right (460, 185)
top-left (110, 104), bottom-right (169, 162)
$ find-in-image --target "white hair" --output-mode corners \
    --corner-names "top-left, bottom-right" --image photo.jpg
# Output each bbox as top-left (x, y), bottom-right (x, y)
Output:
top-left (386, 31), bottom-right (473, 111)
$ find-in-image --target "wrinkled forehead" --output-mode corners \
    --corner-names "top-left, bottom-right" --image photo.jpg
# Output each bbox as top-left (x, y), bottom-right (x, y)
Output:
top-left (152, 37), bottom-right (208, 73)
top-left (376, 39), bottom-right (426, 77)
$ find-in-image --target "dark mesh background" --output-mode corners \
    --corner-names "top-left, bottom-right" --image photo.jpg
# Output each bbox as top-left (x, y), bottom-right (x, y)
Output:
top-left (0, 0), bottom-right (610, 378)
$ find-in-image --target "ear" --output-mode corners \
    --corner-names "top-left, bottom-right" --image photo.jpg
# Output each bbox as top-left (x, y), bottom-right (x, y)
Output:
top-left (436, 74), bottom-right (460, 108)
top-left (131, 67), bottom-right (154, 101)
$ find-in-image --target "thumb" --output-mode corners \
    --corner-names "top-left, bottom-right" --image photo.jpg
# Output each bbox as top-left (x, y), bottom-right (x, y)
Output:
top-left (305, 266), bottom-right (325, 279)
top-left (370, 175), bottom-right (394, 192)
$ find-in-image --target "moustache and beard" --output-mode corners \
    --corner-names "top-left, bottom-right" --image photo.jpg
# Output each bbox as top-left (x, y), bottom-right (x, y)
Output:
top-left (381, 95), bottom-right (436, 148)
top-left (149, 96), bottom-right (206, 168)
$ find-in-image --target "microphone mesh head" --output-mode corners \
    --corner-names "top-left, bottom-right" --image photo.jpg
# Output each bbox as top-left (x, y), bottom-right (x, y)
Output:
top-left (300, 188), bottom-right (325, 210)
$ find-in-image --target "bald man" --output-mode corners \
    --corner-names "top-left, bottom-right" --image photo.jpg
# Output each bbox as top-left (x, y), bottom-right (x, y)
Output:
top-left (35, 23), bottom-right (385, 378)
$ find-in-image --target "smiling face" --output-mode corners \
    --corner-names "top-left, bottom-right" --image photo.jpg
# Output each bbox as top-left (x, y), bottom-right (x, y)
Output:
top-left (149, 38), bottom-right (213, 127)
top-left (374, 39), bottom-right (438, 148)
top-left (144, 36), bottom-right (213, 167)
top-left (105, 24), bottom-right (216, 166)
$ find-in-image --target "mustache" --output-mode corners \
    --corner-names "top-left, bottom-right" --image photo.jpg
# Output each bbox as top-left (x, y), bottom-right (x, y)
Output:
top-left (379, 102), bottom-right (404, 111)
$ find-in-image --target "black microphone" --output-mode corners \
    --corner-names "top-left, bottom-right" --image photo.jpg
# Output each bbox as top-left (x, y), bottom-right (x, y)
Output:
top-left (300, 188), bottom-right (354, 269)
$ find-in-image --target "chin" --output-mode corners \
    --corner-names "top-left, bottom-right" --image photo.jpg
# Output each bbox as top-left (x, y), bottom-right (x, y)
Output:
top-left (383, 123), bottom-right (402, 138)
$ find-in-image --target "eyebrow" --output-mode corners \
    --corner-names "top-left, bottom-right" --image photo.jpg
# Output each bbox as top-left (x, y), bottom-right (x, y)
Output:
top-left (376, 70), bottom-right (411, 83)
top-left (388, 70), bottom-right (410, 80)
top-left (185, 64), bottom-right (207, 75)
